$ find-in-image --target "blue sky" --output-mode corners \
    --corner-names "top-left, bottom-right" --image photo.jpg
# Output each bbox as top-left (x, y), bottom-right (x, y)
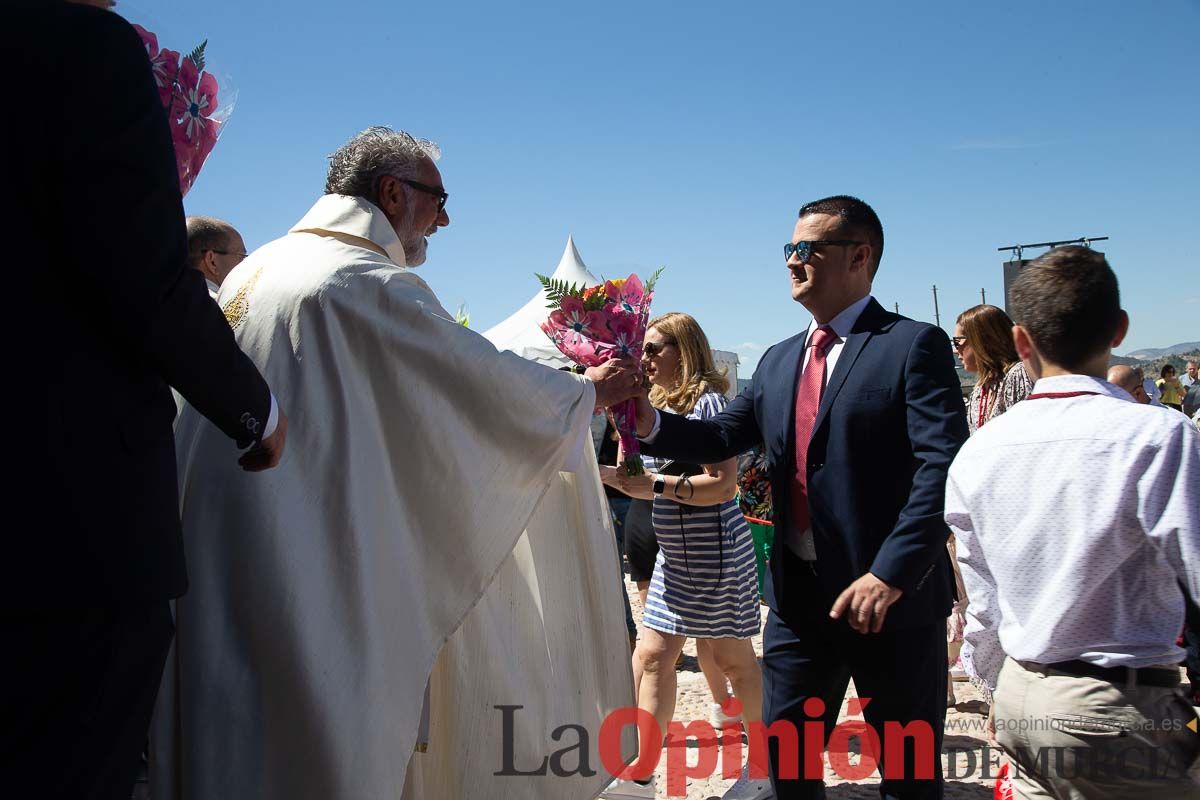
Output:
top-left (127, 0), bottom-right (1198, 374)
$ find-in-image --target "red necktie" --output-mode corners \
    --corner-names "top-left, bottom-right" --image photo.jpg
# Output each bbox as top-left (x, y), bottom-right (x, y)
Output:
top-left (788, 326), bottom-right (836, 554)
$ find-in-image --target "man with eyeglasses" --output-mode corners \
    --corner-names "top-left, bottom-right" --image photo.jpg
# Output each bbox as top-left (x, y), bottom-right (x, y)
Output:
top-left (186, 215), bottom-right (248, 296)
top-left (153, 126), bottom-right (642, 800)
top-left (635, 196), bottom-right (968, 799)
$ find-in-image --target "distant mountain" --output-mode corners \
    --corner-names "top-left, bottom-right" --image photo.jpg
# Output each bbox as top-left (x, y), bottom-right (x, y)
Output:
top-left (1122, 341), bottom-right (1200, 360)
top-left (1109, 349), bottom-right (1200, 371)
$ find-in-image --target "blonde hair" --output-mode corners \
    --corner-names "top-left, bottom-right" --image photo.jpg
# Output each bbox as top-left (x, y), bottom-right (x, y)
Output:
top-left (647, 312), bottom-right (729, 414)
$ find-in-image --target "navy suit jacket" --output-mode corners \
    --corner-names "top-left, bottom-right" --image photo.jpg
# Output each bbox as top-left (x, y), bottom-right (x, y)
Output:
top-left (643, 298), bottom-right (969, 630)
top-left (2, 3), bottom-right (273, 608)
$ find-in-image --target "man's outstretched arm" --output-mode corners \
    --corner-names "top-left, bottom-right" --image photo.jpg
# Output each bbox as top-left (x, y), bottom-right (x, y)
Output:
top-left (635, 383), bottom-right (762, 464)
top-left (65, 7), bottom-right (286, 465)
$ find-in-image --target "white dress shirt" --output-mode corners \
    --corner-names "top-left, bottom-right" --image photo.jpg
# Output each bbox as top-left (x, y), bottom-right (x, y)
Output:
top-left (262, 395), bottom-right (279, 440)
top-left (945, 373), bottom-right (1200, 692)
top-left (798, 294), bottom-right (874, 390)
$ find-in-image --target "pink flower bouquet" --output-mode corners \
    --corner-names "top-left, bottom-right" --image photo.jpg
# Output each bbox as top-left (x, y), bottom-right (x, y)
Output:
top-left (537, 269), bottom-right (663, 475)
top-left (132, 25), bottom-right (233, 197)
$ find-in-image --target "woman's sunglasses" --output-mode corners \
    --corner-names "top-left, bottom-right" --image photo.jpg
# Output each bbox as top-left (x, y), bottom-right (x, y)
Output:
top-left (643, 341), bottom-right (673, 357)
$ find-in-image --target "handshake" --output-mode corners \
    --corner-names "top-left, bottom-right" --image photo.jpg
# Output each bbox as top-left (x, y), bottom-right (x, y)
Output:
top-left (583, 358), bottom-right (655, 437)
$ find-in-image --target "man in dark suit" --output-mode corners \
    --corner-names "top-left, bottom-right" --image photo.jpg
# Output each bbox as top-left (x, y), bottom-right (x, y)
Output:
top-left (1, 3), bottom-right (288, 797)
top-left (636, 197), bottom-right (968, 798)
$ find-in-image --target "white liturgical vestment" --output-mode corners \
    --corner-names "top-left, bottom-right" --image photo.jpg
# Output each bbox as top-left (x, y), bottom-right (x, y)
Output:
top-left (151, 195), bottom-right (634, 800)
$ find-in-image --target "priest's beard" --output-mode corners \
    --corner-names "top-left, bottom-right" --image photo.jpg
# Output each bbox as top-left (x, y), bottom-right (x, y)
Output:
top-left (399, 203), bottom-right (427, 267)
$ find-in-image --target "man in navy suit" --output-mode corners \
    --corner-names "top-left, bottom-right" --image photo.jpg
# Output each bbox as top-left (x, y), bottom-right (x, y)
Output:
top-left (636, 196), bottom-right (968, 798)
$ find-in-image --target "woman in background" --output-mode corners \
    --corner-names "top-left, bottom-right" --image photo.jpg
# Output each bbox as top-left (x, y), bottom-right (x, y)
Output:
top-left (600, 312), bottom-right (762, 798)
top-left (948, 304), bottom-right (1033, 705)
top-left (1157, 364), bottom-right (1186, 412)
top-left (953, 304), bottom-right (1034, 435)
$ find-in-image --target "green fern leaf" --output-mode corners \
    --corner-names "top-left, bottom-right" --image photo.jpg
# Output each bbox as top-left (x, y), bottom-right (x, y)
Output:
top-left (186, 40), bottom-right (208, 72)
top-left (535, 273), bottom-right (587, 308)
top-left (644, 266), bottom-right (666, 294)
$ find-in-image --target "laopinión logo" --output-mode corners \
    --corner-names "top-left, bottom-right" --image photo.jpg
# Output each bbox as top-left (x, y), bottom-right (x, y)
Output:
top-left (494, 697), bottom-right (939, 797)
top-left (494, 701), bottom-right (1200, 796)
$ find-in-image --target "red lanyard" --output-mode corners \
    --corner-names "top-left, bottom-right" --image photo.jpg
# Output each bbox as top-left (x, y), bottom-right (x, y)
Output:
top-left (976, 384), bottom-right (991, 430)
top-left (1025, 391), bottom-right (1100, 400)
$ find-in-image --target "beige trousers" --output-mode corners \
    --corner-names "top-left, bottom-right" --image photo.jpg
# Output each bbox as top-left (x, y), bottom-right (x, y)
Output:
top-left (993, 657), bottom-right (1200, 799)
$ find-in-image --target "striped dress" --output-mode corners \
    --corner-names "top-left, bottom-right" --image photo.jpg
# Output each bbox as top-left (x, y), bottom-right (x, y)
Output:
top-left (642, 392), bottom-right (760, 639)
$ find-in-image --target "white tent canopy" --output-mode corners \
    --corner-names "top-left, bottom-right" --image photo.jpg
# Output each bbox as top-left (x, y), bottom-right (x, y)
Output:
top-left (483, 236), bottom-right (600, 369)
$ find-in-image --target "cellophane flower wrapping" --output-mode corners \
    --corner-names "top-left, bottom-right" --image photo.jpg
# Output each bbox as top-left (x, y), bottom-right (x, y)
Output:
top-left (132, 25), bottom-right (234, 197)
top-left (537, 270), bottom-right (663, 475)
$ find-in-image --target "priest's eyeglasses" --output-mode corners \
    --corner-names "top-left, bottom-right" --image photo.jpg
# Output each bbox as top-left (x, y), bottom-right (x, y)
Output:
top-left (395, 178), bottom-right (449, 212)
top-left (783, 240), bottom-right (862, 266)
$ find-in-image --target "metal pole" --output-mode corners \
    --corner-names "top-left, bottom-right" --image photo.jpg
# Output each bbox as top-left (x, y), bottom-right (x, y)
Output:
top-left (981, 288), bottom-right (987, 305)
top-left (932, 285), bottom-right (941, 328)
top-left (894, 302), bottom-right (900, 314)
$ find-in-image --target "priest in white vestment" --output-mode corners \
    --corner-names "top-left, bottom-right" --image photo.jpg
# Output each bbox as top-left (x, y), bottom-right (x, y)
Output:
top-left (152, 128), bottom-right (638, 800)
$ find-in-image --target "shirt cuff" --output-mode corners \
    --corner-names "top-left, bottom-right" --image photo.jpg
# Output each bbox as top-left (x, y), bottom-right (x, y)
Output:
top-left (261, 393), bottom-right (279, 441)
top-left (639, 409), bottom-right (662, 443)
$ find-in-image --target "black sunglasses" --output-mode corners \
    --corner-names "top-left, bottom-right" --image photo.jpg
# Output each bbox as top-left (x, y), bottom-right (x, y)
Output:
top-left (951, 336), bottom-right (968, 350)
top-left (643, 341), bottom-right (674, 357)
top-left (784, 240), bottom-right (862, 266)
top-left (394, 177), bottom-right (448, 212)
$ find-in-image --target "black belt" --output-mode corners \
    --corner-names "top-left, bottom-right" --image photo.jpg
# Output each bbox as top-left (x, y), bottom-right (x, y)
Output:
top-left (1037, 659), bottom-right (1181, 689)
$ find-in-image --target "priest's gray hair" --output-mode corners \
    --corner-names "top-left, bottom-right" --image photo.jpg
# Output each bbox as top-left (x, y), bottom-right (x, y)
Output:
top-left (324, 126), bottom-right (441, 207)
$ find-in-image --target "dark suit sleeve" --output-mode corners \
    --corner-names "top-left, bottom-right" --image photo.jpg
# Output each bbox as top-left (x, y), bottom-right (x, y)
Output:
top-left (642, 360), bottom-right (767, 464)
top-left (869, 325), bottom-right (969, 590)
top-left (64, 9), bottom-right (271, 444)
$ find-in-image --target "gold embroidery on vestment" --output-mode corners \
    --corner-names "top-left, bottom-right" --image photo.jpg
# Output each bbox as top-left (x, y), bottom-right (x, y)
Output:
top-left (221, 266), bottom-right (265, 330)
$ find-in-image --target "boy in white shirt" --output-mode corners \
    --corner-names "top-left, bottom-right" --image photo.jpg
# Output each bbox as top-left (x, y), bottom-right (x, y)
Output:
top-left (945, 246), bottom-right (1200, 799)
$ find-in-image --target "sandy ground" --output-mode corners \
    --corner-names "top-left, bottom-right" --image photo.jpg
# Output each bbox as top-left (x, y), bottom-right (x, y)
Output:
top-left (623, 572), bottom-right (1001, 799)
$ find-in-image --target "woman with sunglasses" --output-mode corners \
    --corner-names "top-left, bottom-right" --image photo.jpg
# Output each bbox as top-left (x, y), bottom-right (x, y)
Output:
top-left (600, 312), bottom-right (763, 798)
top-left (947, 304), bottom-right (1033, 708)
top-left (953, 304), bottom-right (1033, 435)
